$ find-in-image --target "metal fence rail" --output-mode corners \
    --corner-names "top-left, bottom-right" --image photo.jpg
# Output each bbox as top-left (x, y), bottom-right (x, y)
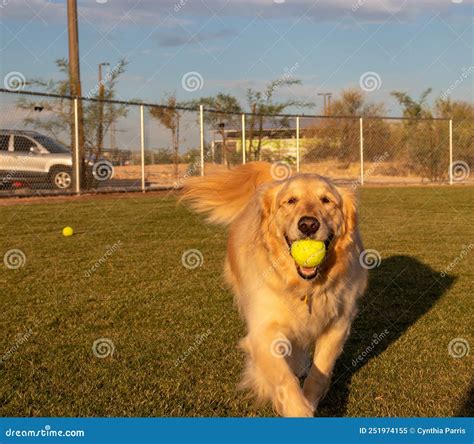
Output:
top-left (0, 89), bottom-right (472, 198)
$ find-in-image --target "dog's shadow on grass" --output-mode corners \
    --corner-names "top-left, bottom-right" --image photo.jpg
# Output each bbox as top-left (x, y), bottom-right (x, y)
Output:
top-left (317, 255), bottom-right (455, 417)
top-left (456, 381), bottom-right (474, 417)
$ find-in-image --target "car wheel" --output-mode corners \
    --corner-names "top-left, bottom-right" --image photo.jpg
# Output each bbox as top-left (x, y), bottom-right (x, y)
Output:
top-left (0, 181), bottom-right (12, 190)
top-left (49, 167), bottom-right (73, 190)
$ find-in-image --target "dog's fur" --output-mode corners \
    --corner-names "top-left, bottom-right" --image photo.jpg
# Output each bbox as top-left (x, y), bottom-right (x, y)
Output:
top-left (182, 162), bottom-right (367, 417)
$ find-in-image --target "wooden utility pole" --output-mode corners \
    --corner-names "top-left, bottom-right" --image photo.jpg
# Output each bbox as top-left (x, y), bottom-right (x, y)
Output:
top-left (67, 0), bottom-right (85, 188)
top-left (318, 92), bottom-right (333, 116)
top-left (97, 62), bottom-right (110, 158)
top-left (318, 93), bottom-right (327, 115)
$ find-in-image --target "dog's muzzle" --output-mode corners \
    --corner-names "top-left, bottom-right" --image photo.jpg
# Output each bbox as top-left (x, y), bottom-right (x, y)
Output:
top-left (285, 233), bottom-right (334, 280)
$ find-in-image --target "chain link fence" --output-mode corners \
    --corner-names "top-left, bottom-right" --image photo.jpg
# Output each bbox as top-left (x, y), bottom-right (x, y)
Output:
top-left (0, 89), bottom-right (472, 198)
top-left (300, 116), bottom-right (361, 181)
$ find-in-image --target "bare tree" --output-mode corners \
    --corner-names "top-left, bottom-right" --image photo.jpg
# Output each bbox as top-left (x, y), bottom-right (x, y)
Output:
top-left (17, 58), bottom-right (72, 143)
top-left (17, 58), bottom-right (128, 160)
top-left (150, 94), bottom-right (181, 178)
top-left (246, 79), bottom-right (312, 161)
top-left (188, 94), bottom-right (241, 168)
top-left (85, 59), bottom-right (128, 158)
top-left (391, 88), bottom-right (433, 119)
top-left (323, 88), bottom-right (387, 162)
top-left (435, 98), bottom-right (474, 169)
top-left (390, 88), bottom-right (446, 181)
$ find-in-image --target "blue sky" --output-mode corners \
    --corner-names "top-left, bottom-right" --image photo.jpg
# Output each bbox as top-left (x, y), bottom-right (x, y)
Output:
top-left (1, 0), bottom-right (473, 116)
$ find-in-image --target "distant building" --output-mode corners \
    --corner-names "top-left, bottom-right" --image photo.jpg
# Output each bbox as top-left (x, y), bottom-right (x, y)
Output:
top-left (211, 123), bottom-right (317, 162)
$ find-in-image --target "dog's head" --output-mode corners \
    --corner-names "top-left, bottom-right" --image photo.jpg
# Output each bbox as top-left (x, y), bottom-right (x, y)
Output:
top-left (260, 174), bottom-right (358, 281)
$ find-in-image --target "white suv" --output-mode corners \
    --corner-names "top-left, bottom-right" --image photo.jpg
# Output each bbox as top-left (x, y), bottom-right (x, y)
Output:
top-left (0, 130), bottom-right (79, 189)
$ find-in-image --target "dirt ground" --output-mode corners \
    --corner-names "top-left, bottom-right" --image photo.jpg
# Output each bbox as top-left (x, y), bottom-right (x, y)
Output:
top-left (1, 161), bottom-right (471, 204)
top-left (0, 189), bottom-right (178, 206)
top-left (114, 160), bottom-right (466, 185)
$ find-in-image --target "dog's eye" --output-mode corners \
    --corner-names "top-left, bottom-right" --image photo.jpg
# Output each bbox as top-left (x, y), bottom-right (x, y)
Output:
top-left (287, 197), bottom-right (298, 205)
top-left (320, 196), bottom-right (331, 204)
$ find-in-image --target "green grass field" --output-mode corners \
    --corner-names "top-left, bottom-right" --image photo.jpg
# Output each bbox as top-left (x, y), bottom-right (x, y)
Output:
top-left (0, 187), bottom-right (473, 417)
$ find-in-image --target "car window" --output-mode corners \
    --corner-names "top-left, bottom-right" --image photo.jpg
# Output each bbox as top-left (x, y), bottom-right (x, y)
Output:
top-left (14, 136), bottom-right (36, 153)
top-left (33, 135), bottom-right (70, 154)
top-left (0, 135), bottom-right (9, 151)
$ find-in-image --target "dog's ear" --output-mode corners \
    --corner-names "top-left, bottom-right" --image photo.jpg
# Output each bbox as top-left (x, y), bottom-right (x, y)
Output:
top-left (339, 186), bottom-right (358, 238)
top-left (259, 182), bottom-right (281, 222)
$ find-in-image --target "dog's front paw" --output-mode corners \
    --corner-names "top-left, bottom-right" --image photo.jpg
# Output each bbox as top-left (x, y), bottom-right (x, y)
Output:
top-left (275, 385), bottom-right (315, 417)
top-left (287, 397), bottom-right (315, 418)
top-left (303, 370), bottom-right (330, 412)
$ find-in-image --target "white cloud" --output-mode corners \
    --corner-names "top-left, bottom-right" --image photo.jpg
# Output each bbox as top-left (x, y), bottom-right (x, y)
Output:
top-left (0, 0), bottom-right (190, 27)
top-left (2, 0), bottom-right (471, 26)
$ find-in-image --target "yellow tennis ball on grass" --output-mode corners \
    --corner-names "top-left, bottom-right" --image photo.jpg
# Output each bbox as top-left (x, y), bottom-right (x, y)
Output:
top-left (290, 240), bottom-right (326, 267)
top-left (62, 226), bottom-right (74, 237)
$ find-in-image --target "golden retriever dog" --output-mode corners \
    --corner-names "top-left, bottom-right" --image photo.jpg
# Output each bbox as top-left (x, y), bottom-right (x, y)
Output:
top-left (182, 162), bottom-right (367, 417)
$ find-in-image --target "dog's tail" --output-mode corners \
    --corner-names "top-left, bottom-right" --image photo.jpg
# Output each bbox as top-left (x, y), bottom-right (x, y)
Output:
top-left (181, 161), bottom-right (274, 225)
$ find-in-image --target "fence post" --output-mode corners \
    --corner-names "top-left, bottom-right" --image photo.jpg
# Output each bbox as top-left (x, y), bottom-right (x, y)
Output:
top-left (296, 116), bottom-right (300, 173)
top-left (200, 104), bottom-right (204, 176)
top-left (73, 98), bottom-right (80, 194)
top-left (242, 113), bottom-right (246, 164)
top-left (359, 117), bottom-right (364, 186)
top-left (449, 119), bottom-right (453, 185)
top-left (140, 105), bottom-right (146, 192)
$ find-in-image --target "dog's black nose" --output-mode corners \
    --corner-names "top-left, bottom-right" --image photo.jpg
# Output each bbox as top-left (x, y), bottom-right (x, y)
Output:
top-left (298, 216), bottom-right (320, 236)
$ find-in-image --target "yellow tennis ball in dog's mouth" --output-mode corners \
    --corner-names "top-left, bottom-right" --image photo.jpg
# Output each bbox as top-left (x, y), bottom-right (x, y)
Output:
top-left (290, 240), bottom-right (326, 268)
top-left (62, 226), bottom-right (74, 237)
